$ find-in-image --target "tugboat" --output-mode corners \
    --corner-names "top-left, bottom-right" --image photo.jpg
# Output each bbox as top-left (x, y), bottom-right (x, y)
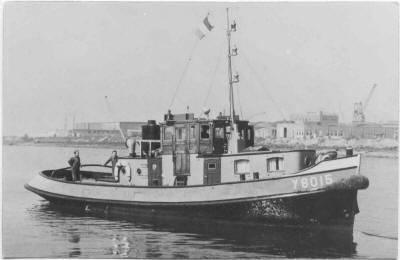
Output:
top-left (25, 9), bottom-right (368, 228)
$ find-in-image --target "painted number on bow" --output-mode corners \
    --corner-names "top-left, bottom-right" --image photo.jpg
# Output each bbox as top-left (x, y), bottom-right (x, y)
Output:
top-left (292, 174), bottom-right (333, 190)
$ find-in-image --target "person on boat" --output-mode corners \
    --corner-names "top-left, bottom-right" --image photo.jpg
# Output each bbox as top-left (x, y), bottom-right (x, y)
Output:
top-left (68, 150), bottom-right (81, 181)
top-left (104, 150), bottom-right (119, 174)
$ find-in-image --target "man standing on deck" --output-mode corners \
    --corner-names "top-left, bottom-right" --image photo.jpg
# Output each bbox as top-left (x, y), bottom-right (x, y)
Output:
top-left (68, 150), bottom-right (81, 181)
top-left (104, 150), bottom-right (119, 174)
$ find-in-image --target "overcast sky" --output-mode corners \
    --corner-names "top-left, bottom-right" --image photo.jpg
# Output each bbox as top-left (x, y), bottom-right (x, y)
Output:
top-left (3, 2), bottom-right (398, 136)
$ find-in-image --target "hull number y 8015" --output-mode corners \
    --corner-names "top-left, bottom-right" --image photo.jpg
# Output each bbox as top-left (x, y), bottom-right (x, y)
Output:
top-left (292, 174), bottom-right (333, 190)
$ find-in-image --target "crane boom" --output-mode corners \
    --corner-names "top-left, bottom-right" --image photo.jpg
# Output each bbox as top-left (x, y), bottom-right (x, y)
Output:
top-left (363, 83), bottom-right (377, 111)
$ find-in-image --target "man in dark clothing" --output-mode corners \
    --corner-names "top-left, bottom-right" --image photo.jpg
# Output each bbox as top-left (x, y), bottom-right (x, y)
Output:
top-left (104, 150), bottom-right (118, 174)
top-left (68, 150), bottom-right (81, 181)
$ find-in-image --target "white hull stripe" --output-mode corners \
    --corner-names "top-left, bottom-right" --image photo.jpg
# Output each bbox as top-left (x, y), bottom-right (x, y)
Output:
top-left (27, 168), bottom-right (360, 204)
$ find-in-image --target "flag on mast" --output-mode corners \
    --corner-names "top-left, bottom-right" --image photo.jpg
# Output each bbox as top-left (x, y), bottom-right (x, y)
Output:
top-left (194, 13), bottom-right (214, 40)
top-left (203, 16), bottom-right (213, 31)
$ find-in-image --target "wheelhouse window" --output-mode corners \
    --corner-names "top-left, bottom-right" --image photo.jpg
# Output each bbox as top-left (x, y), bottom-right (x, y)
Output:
top-left (240, 174), bottom-right (246, 181)
top-left (175, 127), bottom-right (186, 140)
top-left (214, 127), bottom-right (224, 138)
top-left (267, 157), bottom-right (284, 172)
top-left (190, 125), bottom-right (196, 139)
top-left (164, 126), bottom-right (174, 140)
top-left (201, 125), bottom-right (210, 139)
top-left (235, 159), bottom-right (250, 174)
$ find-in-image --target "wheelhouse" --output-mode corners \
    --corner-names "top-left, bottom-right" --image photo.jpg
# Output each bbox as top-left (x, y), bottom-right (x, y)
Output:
top-left (160, 112), bottom-right (254, 155)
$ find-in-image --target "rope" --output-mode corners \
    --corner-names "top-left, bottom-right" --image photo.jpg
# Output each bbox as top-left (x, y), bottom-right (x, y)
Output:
top-left (240, 48), bottom-right (287, 120)
top-left (168, 39), bottom-right (200, 109)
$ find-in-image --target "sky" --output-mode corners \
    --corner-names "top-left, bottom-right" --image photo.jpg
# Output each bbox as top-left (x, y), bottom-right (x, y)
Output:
top-left (3, 1), bottom-right (399, 136)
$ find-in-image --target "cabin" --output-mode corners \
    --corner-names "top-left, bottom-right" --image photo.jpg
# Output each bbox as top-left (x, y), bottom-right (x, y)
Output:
top-left (160, 112), bottom-right (254, 155)
top-left (114, 111), bottom-right (316, 188)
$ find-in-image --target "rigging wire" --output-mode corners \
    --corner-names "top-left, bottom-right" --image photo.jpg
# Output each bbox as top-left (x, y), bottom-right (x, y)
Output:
top-left (235, 80), bottom-right (244, 119)
top-left (200, 39), bottom-right (225, 115)
top-left (240, 48), bottom-right (287, 120)
top-left (168, 39), bottom-right (200, 110)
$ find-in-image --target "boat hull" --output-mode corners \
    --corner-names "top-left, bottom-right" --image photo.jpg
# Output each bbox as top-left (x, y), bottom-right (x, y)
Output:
top-left (26, 183), bottom-right (358, 227)
top-left (25, 155), bottom-right (368, 227)
top-left (26, 155), bottom-right (367, 203)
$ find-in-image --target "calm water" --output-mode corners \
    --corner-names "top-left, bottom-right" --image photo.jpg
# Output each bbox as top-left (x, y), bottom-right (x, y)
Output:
top-left (2, 145), bottom-right (398, 258)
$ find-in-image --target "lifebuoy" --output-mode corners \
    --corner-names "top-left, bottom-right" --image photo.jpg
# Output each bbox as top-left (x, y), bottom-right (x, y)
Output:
top-left (114, 160), bottom-right (132, 182)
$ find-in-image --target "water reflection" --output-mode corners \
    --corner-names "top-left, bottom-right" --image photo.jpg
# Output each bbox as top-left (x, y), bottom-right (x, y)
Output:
top-left (67, 229), bottom-right (81, 258)
top-left (28, 202), bottom-right (357, 258)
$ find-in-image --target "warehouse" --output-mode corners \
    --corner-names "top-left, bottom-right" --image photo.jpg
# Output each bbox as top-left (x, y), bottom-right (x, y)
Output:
top-left (72, 121), bottom-right (146, 140)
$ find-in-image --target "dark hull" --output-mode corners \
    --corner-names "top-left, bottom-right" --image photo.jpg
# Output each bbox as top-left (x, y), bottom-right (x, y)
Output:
top-left (30, 184), bottom-right (358, 228)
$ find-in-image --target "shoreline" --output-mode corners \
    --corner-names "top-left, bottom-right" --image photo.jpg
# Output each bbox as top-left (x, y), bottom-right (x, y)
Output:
top-left (3, 141), bottom-right (398, 158)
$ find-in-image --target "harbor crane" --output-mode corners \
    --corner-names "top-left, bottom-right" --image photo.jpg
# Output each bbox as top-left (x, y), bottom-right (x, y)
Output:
top-left (352, 83), bottom-right (377, 123)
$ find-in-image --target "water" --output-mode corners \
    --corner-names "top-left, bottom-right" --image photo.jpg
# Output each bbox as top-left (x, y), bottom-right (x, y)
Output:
top-left (2, 145), bottom-right (398, 258)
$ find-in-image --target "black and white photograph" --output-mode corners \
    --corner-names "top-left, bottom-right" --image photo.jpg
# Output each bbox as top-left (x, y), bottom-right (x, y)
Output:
top-left (2, 1), bottom-right (398, 258)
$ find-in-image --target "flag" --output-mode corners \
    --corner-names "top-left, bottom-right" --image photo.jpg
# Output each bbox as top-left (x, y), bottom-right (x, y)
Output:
top-left (194, 14), bottom-right (214, 40)
top-left (203, 16), bottom-right (213, 31)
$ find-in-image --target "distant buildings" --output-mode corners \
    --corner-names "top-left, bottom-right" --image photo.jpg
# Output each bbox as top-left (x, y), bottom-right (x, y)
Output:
top-left (55, 115), bottom-right (397, 143)
top-left (254, 111), bottom-right (398, 140)
top-left (253, 122), bottom-right (277, 139)
top-left (53, 121), bottom-right (146, 141)
top-left (289, 111), bottom-right (339, 126)
top-left (72, 122), bottom-right (145, 139)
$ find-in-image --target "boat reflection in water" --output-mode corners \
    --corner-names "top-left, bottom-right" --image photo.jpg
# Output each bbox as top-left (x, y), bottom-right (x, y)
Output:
top-left (66, 227), bottom-right (82, 258)
top-left (28, 201), bottom-right (357, 258)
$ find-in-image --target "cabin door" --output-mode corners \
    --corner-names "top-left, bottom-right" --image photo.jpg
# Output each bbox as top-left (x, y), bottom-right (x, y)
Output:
top-left (174, 153), bottom-right (190, 175)
top-left (148, 158), bottom-right (162, 186)
top-left (203, 158), bottom-right (221, 185)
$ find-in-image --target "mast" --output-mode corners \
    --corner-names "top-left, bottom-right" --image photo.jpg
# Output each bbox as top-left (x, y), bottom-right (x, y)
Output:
top-left (226, 8), bottom-right (240, 154)
top-left (226, 8), bottom-right (238, 124)
top-left (226, 8), bottom-right (234, 123)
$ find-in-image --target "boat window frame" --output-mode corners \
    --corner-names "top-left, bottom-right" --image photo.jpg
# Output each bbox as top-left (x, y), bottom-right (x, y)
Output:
top-left (200, 124), bottom-right (210, 140)
top-left (234, 159), bottom-right (250, 175)
top-left (175, 126), bottom-right (186, 141)
top-left (253, 172), bottom-right (259, 180)
top-left (164, 126), bottom-right (174, 141)
top-left (208, 162), bottom-right (217, 170)
top-left (214, 127), bottom-right (224, 139)
top-left (189, 124), bottom-right (197, 140)
top-left (267, 157), bottom-right (284, 172)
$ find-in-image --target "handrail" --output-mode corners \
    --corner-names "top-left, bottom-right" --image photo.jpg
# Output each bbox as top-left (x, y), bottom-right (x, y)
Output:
top-left (50, 164), bottom-right (112, 177)
top-left (81, 164), bottom-right (112, 168)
